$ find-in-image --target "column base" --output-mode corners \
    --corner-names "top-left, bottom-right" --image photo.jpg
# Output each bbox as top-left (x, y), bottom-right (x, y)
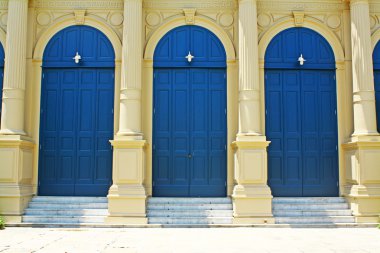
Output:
top-left (231, 139), bottom-right (274, 224)
top-left (0, 136), bottom-right (34, 218)
top-left (232, 184), bottom-right (274, 224)
top-left (107, 139), bottom-right (147, 224)
top-left (343, 138), bottom-right (380, 223)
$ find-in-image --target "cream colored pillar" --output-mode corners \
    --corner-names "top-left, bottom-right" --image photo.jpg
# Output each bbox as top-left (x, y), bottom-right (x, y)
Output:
top-left (106, 0), bottom-right (147, 224)
top-left (232, 0), bottom-right (274, 224)
top-left (342, 0), bottom-right (380, 223)
top-left (0, 0), bottom-right (34, 222)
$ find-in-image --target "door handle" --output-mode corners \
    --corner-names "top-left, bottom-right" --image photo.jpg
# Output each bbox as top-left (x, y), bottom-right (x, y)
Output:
top-left (188, 154), bottom-right (192, 158)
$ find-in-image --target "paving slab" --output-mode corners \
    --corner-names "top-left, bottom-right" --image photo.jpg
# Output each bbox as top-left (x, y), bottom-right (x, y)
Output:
top-left (0, 227), bottom-right (379, 253)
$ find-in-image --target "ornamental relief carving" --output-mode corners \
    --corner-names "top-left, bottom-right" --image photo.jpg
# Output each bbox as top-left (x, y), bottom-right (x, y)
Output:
top-left (370, 14), bottom-right (380, 35)
top-left (34, 10), bottom-right (123, 46)
top-left (144, 10), bottom-right (236, 47)
top-left (258, 12), bottom-right (343, 50)
top-left (0, 11), bottom-right (7, 32)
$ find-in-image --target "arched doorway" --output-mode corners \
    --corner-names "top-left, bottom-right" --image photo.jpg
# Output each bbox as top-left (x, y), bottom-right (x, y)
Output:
top-left (0, 43), bottom-right (4, 117)
top-left (38, 25), bottom-right (115, 196)
top-left (373, 41), bottom-right (380, 133)
top-left (153, 25), bottom-right (227, 197)
top-left (265, 27), bottom-right (339, 197)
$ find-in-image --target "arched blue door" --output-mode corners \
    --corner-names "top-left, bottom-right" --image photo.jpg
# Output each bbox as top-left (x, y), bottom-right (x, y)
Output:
top-left (39, 26), bottom-right (115, 196)
top-left (373, 42), bottom-right (380, 133)
top-left (265, 28), bottom-right (339, 197)
top-left (0, 44), bottom-right (5, 116)
top-left (153, 26), bottom-right (227, 197)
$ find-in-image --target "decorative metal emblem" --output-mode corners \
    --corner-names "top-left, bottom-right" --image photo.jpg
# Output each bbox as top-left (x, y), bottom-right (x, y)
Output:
top-left (185, 51), bottom-right (194, 63)
top-left (298, 54), bottom-right (306, 66)
top-left (73, 52), bottom-right (82, 64)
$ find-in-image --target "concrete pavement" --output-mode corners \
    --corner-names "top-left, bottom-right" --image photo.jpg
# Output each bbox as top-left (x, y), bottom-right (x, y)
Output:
top-left (0, 227), bottom-right (379, 253)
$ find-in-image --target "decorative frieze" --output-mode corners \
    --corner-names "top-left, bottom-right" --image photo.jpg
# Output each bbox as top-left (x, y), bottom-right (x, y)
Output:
top-left (143, 0), bottom-right (237, 10)
top-left (257, 0), bottom-right (348, 12)
top-left (31, 0), bottom-right (123, 10)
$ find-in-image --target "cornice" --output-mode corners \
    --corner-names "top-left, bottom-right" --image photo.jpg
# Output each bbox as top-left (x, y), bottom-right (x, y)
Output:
top-left (31, 0), bottom-right (123, 9)
top-left (369, 0), bottom-right (380, 13)
top-left (257, 0), bottom-right (349, 12)
top-left (143, 0), bottom-right (237, 10)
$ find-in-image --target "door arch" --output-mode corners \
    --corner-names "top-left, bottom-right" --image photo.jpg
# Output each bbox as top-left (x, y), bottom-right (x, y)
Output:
top-left (153, 25), bottom-right (227, 197)
top-left (38, 25), bottom-right (115, 196)
top-left (265, 27), bottom-right (339, 197)
top-left (373, 41), bottom-right (380, 133)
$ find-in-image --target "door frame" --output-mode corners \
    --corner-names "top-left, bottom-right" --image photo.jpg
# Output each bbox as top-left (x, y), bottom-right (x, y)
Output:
top-left (258, 21), bottom-right (347, 196)
top-left (143, 21), bottom-right (237, 197)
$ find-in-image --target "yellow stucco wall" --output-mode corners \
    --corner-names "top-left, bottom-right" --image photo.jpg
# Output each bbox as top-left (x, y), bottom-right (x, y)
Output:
top-left (0, 0), bottom-right (379, 224)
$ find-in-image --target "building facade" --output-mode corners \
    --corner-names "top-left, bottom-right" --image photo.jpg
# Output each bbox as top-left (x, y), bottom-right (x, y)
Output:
top-left (0, 0), bottom-right (379, 224)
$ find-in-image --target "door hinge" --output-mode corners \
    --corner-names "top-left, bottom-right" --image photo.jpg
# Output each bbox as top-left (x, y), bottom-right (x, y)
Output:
top-left (225, 181), bottom-right (227, 187)
top-left (337, 181), bottom-right (339, 187)
top-left (42, 73), bottom-right (45, 79)
top-left (224, 74), bottom-right (226, 79)
top-left (265, 109), bottom-right (268, 115)
top-left (225, 109), bottom-right (227, 115)
top-left (153, 181), bottom-right (155, 186)
top-left (154, 73), bottom-right (156, 79)
top-left (265, 74), bottom-right (268, 80)
top-left (38, 181), bottom-right (41, 186)
top-left (336, 145), bottom-right (338, 151)
top-left (335, 110), bottom-right (337, 115)
top-left (333, 75), bottom-right (336, 80)
top-left (39, 144), bottom-right (42, 150)
top-left (153, 145), bottom-right (156, 150)
top-left (153, 108), bottom-right (156, 114)
top-left (111, 109), bottom-right (114, 114)
top-left (40, 109), bottom-right (43, 114)
top-left (225, 145), bottom-right (227, 151)
top-left (112, 74), bottom-right (115, 79)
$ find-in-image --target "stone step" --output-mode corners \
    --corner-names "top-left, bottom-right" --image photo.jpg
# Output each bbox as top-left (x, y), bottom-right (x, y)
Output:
top-left (272, 203), bottom-right (349, 210)
top-left (22, 216), bottom-right (106, 224)
top-left (147, 210), bottom-right (233, 218)
top-left (272, 209), bottom-right (352, 217)
top-left (31, 196), bottom-right (107, 203)
top-left (147, 203), bottom-right (233, 211)
top-left (24, 209), bottom-right (108, 216)
top-left (272, 197), bottom-right (346, 204)
top-left (148, 217), bottom-right (233, 225)
top-left (28, 202), bottom-right (108, 209)
top-left (148, 198), bottom-right (231, 204)
top-left (275, 216), bottom-right (356, 224)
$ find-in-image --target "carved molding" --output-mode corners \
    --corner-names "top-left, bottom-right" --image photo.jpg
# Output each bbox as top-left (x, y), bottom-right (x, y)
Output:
top-left (293, 11), bottom-right (304, 27)
top-left (369, 1), bottom-right (380, 14)
top-left (143, 0), bottom-right (237, 10)
top-left (31, 0), bottom-right (123, 10)
top-left (257, 0), bottom-right (348, 12)
top-left (144, 9), bottom-right (236, 46)
top-left (74, 10), bottom-right (86, 25)
top-left (34, 10), bottom-right (123, 47)
top-left (0, 11), bottom-right (7, 31)
top-left (258, 11), bottom-right (344, 50)
top-left (183, 8), bottom-right (196, 25)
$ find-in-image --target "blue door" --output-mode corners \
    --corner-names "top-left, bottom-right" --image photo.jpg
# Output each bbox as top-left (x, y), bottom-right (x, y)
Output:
top-left (39, 26), bottom-right (115, 196)
top-left (373, 42), bottom-right (380, 133)
top-left (153, 26), bottom-right (227, 197)
top-left (0, 44), bottom-right (4, 116)
top-left (265, 28), bottom-right (338, 197)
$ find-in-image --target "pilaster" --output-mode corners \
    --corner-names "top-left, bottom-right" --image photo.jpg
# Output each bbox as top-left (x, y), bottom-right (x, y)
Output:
top-left (107, 0), bottom-right (147, 224)
top-left (232, 0), bottom-right (273, 224)
top-left (0, 0), bottom-right (34, 221)
top-left (342, 0), bottom-right (380, 223)
top-left (118, 0), bottom-right (143, 138)
top-left (0, 0), bottom-right (28, 135)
